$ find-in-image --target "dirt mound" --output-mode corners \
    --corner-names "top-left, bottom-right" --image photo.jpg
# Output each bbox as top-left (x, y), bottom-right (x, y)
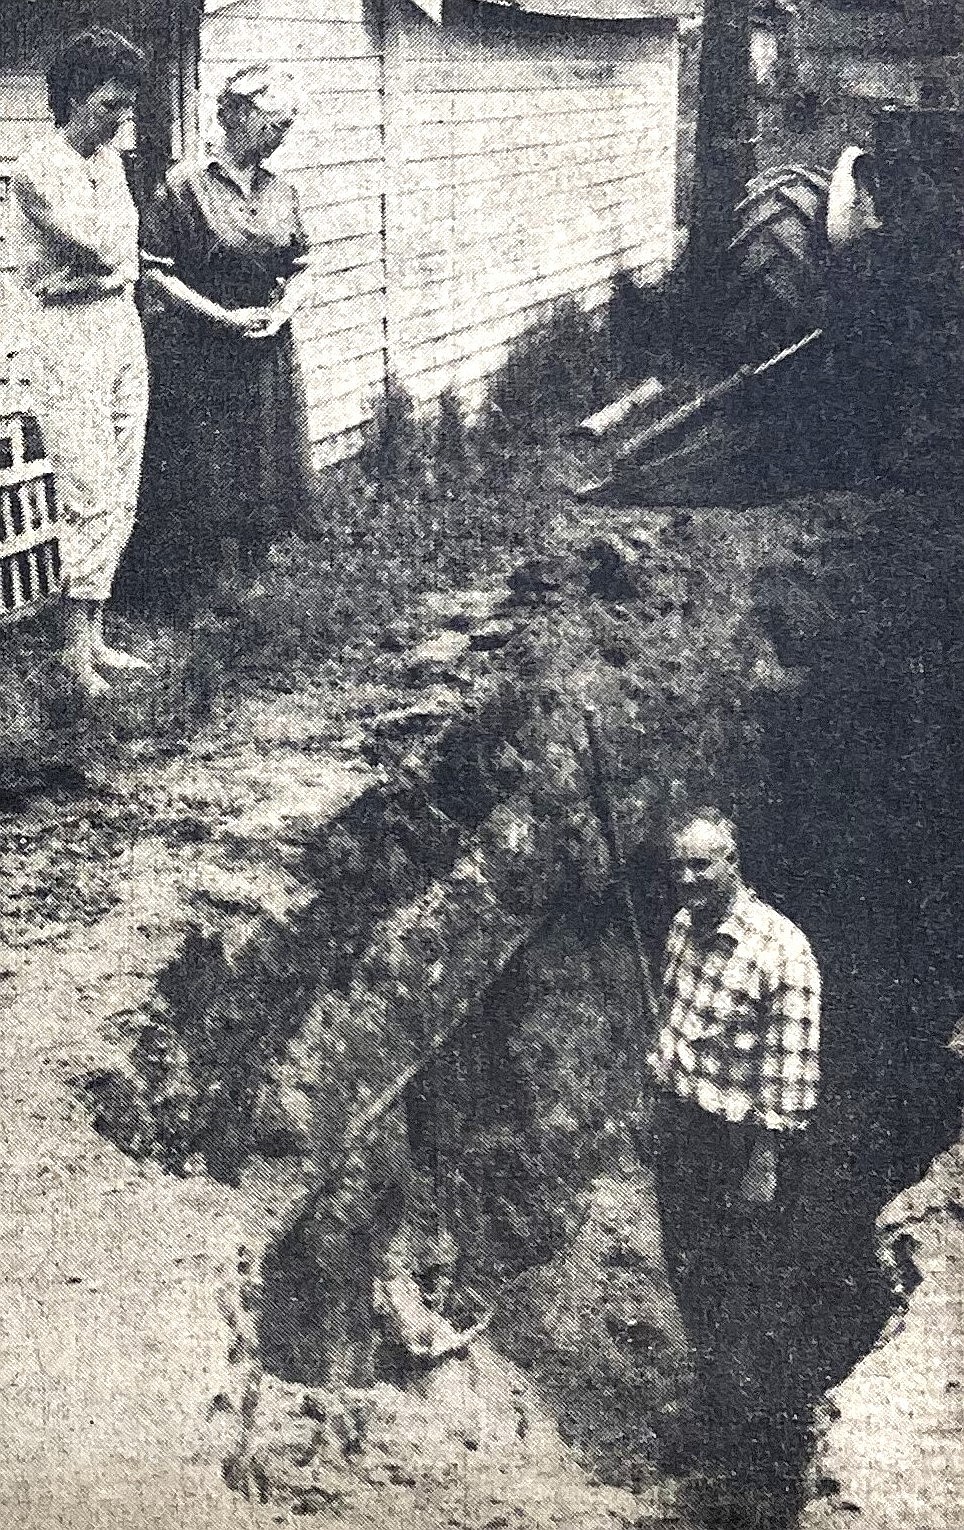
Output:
top-left (240, 1342), bottom-right (652, 1529)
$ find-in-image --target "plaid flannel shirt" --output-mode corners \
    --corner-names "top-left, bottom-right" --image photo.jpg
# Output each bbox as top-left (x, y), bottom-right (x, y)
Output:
top-left (647, 887), bottom-right (820, 1132)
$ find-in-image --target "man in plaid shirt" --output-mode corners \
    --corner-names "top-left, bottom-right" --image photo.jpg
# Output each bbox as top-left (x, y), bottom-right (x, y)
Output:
top-left (647, 807), bottom-right (821, 1495)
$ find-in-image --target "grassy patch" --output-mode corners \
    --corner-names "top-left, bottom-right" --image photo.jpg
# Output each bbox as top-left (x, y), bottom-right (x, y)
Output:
top-left (1, 293), bottom-right (629, 778)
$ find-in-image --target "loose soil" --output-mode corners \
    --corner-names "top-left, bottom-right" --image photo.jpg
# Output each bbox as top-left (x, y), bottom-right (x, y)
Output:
top-left (2, 486), bottom-right (963, 1529)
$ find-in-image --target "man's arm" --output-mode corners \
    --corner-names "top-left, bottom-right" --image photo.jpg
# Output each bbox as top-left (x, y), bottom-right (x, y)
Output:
top-left (742, 931), bottom-right (821, 1204)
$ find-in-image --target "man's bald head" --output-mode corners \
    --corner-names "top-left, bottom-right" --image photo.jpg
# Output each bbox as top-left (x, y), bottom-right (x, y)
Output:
top-left (670, 809), bottom-right (739, 862)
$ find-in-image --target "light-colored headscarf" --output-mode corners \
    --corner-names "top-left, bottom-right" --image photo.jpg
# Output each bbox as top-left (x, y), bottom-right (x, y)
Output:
top-left (217, 64), bottom-right (301, 125)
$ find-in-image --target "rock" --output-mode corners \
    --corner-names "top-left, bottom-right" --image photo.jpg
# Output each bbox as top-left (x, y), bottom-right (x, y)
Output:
top-left (583, 533), bottom-right (648, 601)
top-left (507, 553), bottom-right (570, 599)
top-left (409, 631), bottom-right (473, 669)
top-left (469, 620), bottom-right (518, 653)
top-left (421, 588), bottom-right (507, 632)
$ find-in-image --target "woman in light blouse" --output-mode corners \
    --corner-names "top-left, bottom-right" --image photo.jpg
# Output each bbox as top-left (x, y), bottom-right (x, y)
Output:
top-left (9, 27), bottom-right (150, 700)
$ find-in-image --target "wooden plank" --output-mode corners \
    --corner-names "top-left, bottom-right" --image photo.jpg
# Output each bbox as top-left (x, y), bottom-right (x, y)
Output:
top-left (395, 14), bottom-right (670, 71)
top-left (307, 383), bottom-right (381, 428)
top-left (406, 83), bottom-right (671, 127)
top-left (299, 231), bottom-right (382, 275)
top-left (206, 0), bottom-right (368, 21)
top-left (396, 259), bottom-right (666, 400)
top-left (392, 158), bottom-right (671, 236)
top-left (294, 260), bottom-right (384, 309)
top-left (296, 288), bottom-right (385, 342)
top-left (202, 57), bottom-right (381, 95)
top-left (401, 55), bottom-right (672, 93)
top-left (294, 59), bottom-right (385, 95)
top-left (202, 16), bottom-right (378, 61)
top-left (302, 320), bottom-right (385, 367)
top-left (307, 377), bottom-right (389, 435)
top-left (312, 422), bottom-right (368, 467)
top-left (305, 401), bottom-right (380, 449)
top-left (391, 225), bottom-right (650, 299)
top-left (393, 234), bottom-right (668, 331)
top-left (390, 249), bottom-right (454, 288)
top-left (300, 196), bottom-right (383, 242)
top-left (395, 240), bottom-right (668, 352)
top-left (414, 166), bottom-right (673, 231)
top-left (307, 401), bottom-right (377, 446)
top-left (396, 265), bottom-right (638, 356)
top-left (402, 193), bottom-right (671, 258)
top-left (503, 0), bottom-right (695, 18)
top-left (394, 144), bottom-right (675, 225)
top-left (272, 127), bottom-right (384, 172)
top-left (299, 90), bottom-right (384, 128)
top-left (448, 110), bottom-right (670, 153)
top-left (399, 117), bottom-right (667, 171)
top-left (304, 343), bottom-right (385, 393)
top-left (399, 135), bottom-right (670, 193)
top-left (391, 168), bottom-right (673, 227)
top-left (285, 158), bottom-right (384, 205)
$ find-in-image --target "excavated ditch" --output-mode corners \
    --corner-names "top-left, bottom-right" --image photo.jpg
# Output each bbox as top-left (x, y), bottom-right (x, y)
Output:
top-left (80, 489), bottom-right (964, 1526)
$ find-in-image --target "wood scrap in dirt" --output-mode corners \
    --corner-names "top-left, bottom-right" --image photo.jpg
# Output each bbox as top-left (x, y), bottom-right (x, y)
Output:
top-left (571, 329), bottom-right (826, 507)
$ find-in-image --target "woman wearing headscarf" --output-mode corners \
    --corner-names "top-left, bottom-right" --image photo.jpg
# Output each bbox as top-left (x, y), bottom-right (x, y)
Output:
top-left (9, 27), bottom-right (150, 699)
top-left (136, 66), bottom-right (314, 607)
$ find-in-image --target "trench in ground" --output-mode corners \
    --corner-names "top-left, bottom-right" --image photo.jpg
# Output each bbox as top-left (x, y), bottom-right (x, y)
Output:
top-left (255, 671), bottom-right (964, 1516)
top-left (77, 495), bottom-right (964, 1520)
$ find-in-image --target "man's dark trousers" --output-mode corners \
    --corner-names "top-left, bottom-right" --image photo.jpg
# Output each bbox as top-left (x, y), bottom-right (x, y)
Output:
top-left (652, 1093), bottom-right (814, 1482)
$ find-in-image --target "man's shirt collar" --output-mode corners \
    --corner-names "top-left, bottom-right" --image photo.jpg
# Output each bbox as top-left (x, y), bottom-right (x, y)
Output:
top-left (716, 886), bottom-right (759, 941)
top-left (678, 885), bottom-right (759, 944)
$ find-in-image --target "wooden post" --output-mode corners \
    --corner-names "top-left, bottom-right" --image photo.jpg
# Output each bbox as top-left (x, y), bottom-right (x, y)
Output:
top-left (687, 0), bottom-right (755, 345)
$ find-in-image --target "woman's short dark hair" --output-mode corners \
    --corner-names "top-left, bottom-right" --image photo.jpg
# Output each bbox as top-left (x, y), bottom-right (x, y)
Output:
top-left (47, 27), bottom-right (147, 128)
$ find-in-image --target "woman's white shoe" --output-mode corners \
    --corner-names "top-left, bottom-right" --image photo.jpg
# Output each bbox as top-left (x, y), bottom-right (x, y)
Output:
top-left (92, 644), bottom-right (151, 675)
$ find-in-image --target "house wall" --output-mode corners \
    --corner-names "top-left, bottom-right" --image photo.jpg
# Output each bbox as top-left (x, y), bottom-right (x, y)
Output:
top-left (381, 0), bottom-right (680, 410)
top-left (201, 0), bottom-right (680, 462)
top-left (0, 1), bottom-right (681, 464)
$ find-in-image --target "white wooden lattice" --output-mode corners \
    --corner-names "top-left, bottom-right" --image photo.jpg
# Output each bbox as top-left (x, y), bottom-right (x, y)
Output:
top-left (0, 405), bottom-right (61, 623)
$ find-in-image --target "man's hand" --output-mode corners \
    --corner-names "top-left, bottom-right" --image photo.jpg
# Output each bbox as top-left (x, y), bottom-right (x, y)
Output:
top-left (740, 1134), bottom-right (778, 1206)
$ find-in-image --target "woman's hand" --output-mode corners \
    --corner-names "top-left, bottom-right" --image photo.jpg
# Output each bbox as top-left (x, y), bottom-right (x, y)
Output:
top-left (242, 306), bottom-right (289, 341)
top-left (143, 271), bottom-right (287, 340)
top-left (220, 305), bottom-right (273, 337)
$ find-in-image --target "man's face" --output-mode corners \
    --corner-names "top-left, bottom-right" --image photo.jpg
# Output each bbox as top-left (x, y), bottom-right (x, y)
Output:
top-left (670, 818), bottom-right (740, 926)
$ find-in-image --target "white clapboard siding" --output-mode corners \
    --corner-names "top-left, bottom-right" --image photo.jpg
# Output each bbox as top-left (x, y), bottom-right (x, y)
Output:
top-left (0, 69), bottom-right (53, 273)
top-left (382, 0), bottom-right (678, 414)
top-left (201, 0), bottom-right (387, 464)
top-left (0, 2), bottom-right (680, 466)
